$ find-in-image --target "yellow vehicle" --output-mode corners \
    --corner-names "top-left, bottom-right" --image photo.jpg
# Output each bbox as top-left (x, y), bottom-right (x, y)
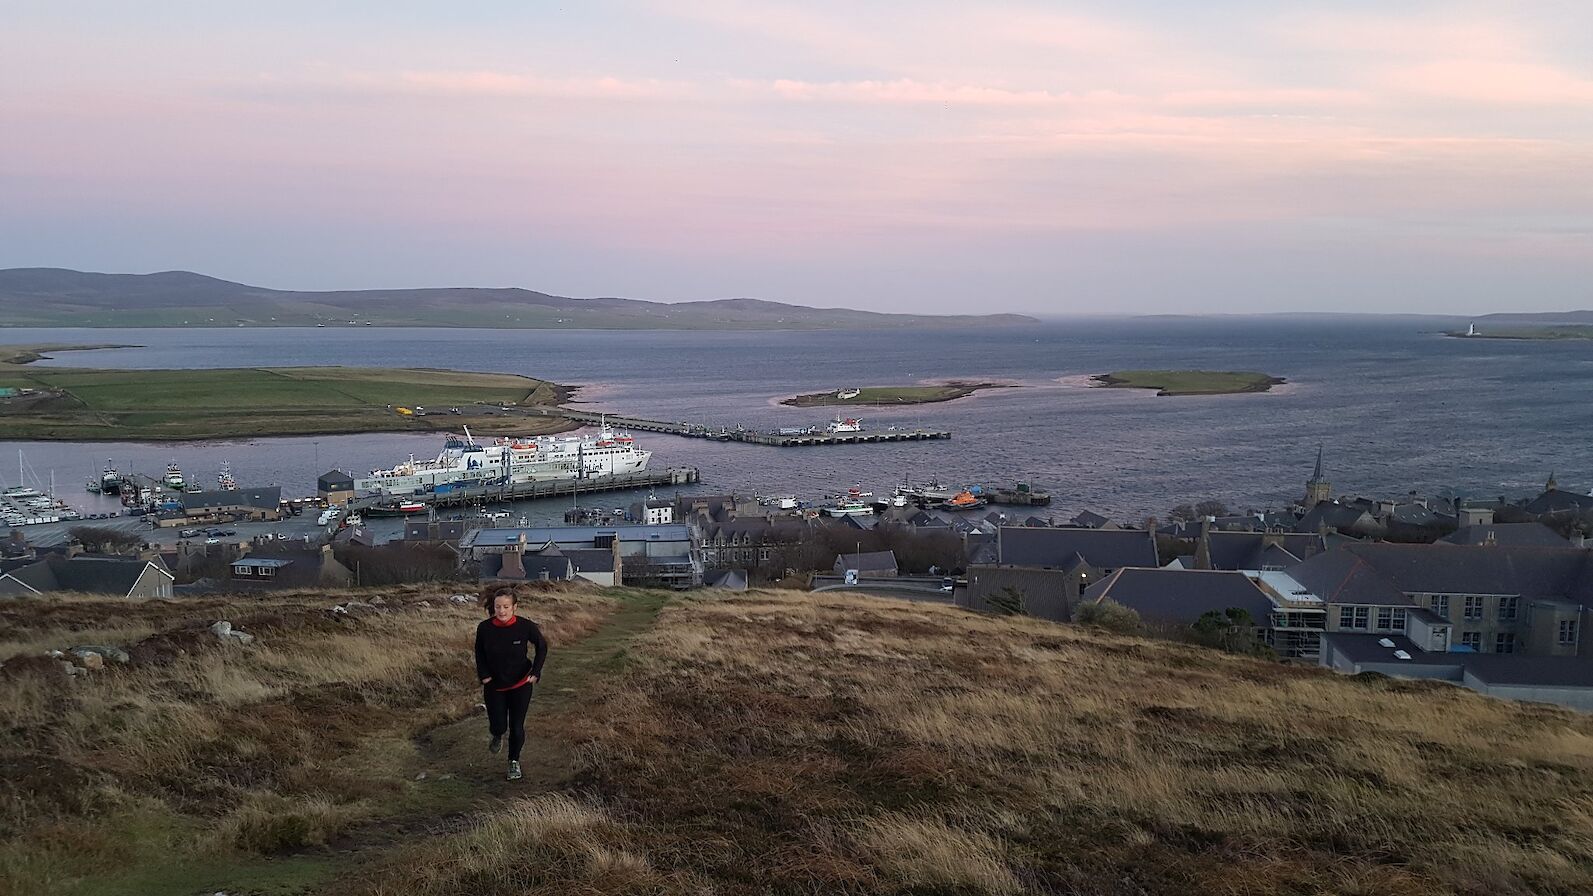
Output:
top-left (395, 406), bottom-right (414, 416)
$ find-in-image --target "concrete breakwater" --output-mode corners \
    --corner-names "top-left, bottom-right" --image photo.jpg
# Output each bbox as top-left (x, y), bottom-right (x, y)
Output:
top-left (539, 408), bottom-right (951, 447)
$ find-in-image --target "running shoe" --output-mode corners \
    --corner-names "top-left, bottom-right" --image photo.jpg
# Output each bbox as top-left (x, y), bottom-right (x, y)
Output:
top-left (489, 734), bottom-right (502, 754)
top-left (507, 760), bottom-right (522, 781)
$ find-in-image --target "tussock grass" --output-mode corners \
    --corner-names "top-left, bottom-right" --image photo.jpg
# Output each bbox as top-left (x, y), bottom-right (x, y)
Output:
top-left (567, 591), bottom-right (1593, 895)
top-left (0, 582), bottom-right (613, 891)
top-left (357, 794), bottom-right (688, 896)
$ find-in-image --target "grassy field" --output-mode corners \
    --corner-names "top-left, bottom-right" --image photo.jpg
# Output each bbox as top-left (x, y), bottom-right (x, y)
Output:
top-left (1094, 369), bottom-right (1285, 396)
top-left (781, 381), bottom-right (1007, 407)
top-left (5, 586), bottom-right (1592, 895)
top-left (0, 346), bottom-right (575, 440)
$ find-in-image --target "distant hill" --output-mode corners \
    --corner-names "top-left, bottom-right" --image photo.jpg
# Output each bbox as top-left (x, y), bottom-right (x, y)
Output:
top-left (0, 268), bottom-right (1037, 330)
top-left (1471, 310), bottom-right (1593, 326)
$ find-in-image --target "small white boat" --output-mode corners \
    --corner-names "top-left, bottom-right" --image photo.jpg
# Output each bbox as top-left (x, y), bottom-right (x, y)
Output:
top-left (836, 388), bottom-right (861, 400)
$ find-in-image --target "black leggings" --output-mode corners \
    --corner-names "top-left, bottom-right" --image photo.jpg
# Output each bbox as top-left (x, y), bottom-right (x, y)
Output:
top-left (484, 683), bottom-right (534, 761)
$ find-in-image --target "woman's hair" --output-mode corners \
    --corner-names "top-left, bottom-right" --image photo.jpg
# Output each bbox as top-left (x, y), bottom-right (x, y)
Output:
top-left (480, 584), bottom-right (518, 612)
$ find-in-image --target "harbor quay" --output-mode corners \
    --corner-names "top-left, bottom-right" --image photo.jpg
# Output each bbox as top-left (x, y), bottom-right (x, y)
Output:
top-left (534, 408), bottom-right (952, 446)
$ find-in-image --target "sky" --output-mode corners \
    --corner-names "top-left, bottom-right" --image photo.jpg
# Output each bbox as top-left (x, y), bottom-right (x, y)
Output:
top-left (3, 1), bottom-right (1591, 315)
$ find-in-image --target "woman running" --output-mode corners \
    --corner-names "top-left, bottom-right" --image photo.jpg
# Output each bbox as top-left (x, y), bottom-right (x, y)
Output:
top-left (473, 586), bottom-right (548, 781)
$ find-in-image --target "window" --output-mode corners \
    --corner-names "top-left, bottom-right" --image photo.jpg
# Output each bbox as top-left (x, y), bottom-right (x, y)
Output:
top-left (1463, 596), bottom-right (1484, 620)
top-left (1353, 606), bottom-right (1369, 629)
top-left (1376, 608), bottom-right (1393, 630)
top-left (233, 566), bottom-right (252, 576)
top-left (1461, 631), bottom-right (1482, 650)
top-left (1392, 609), bottom-right (1407, 631)
top-left (1339, 606), bottom-right (1355, 628)
top-left (1431, 595), bottom-right (1450, 619)
top-left (259, 567), bottom-right (276, 578)
top-left (1498, 597), bottom-right (1519, 622)
top-left (1560, 619), bottom-right (1579, 646)
top-left (1495, 633), bottom-right (1516, 654)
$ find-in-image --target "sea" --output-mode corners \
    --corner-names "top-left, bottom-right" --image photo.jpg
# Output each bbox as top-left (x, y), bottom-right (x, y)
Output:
top-left (2, 318), bottom-right (1590, 526)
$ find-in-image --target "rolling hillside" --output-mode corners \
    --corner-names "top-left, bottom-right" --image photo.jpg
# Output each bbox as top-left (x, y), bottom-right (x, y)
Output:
top-left (0, 268), bottom-right (1037, 330)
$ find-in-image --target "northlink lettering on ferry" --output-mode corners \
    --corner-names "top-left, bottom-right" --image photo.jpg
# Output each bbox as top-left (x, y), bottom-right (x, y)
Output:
top-left (354, 424), bottom-right (651, 496)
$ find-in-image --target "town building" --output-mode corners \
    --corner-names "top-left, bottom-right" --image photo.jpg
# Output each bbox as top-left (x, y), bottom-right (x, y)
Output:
top-left (460, 524), bottom-right (701, 589)
top-left (228, 545), bottom-right (353, 590)
top-left (960, 527), bottom-right (1160, 622)
top-left (0, 554), bottom-right (174, 598)
top-left (1081, 568), bottom-right (1275, 629)
top-left (1321, 633), bottom-right (1593, 711)
top-left (833, 550), bottom-right (898, 579)
top-left (317, 470), bottom-right (356, 507)
top-left (156, 486), bottom-right (283, 527)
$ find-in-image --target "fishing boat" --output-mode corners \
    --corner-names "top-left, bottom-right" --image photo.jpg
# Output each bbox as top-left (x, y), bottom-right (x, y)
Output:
top-left (163, 462), bottom-right (185, 490)
top-left (218, 462), bottom-right (237, 491)
top-left (823, 485), bottom-right (876, 517)
top-left (826, 415), bottom-right (863, 434)
top-left (99, 462), bottom-right (123, 496)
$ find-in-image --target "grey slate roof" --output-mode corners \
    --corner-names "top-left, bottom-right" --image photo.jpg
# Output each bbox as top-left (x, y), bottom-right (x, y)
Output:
top-left (562, 549), bottom-right (616, 574)
top-left (835, 550), bottom-right (897, 572)
top-left (1441, 523), bottom-right (1571, 548)
top-left (1524, 489), bottom-right (1593, 516)
top-left (703, 569), bottom-right (748, 590)
top-left (182, 486), bottom-right (282, 511)
top-left (1325, 632), bottom-right (1593, 688)
top-left (997, 526), bottom-right (1158, 570)
top-left (1070, 510), bottom-right (1111, 529)
top-left (1082, 568), bottom-right (1276, 624)
top-left (1204, 532), bottom-right (1326, 571)
top-left (5, 554), bottom-right (165, 596)
top-left (1291, 543), bottom-right (1593, 605)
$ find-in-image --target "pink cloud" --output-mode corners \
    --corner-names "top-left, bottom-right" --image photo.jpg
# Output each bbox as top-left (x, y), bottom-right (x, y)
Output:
top-left (1390, 60), bottom-right (1593, 106)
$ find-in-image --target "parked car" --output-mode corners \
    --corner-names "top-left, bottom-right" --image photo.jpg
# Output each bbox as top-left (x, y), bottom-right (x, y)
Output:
top-left (179, 528), bottom-right (201, 538)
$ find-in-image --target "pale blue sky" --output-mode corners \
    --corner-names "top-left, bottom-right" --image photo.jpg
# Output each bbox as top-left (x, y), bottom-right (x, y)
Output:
top-left (3, 1), bottom-right (1591, 313)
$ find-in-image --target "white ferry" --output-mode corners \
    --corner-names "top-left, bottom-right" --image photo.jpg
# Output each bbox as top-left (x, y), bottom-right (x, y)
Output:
top-left (354, 424), bottom-right (651, 497)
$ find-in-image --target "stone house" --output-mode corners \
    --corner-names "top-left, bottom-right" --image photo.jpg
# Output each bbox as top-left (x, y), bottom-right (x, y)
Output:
top-left (0, 554), bottom-right (175, 598)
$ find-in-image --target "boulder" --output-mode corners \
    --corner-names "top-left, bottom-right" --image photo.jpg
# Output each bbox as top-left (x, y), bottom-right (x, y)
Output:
top-left (71, 645), bottom-right (130, 664)
top-left (77, 651), bottom-right (105, 671)
top-left (230, 631), bottom-right (255, 646)
top-left (449, 594), bottom-right (474, 606)
top-left (210, 620), bottom-right (233, 639)
top-left (61, 661), bottom-right (81, 676)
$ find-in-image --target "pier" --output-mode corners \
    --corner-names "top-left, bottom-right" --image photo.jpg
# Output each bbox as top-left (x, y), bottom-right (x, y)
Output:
top-left (349, 466), bottom-right (699, 512)
top-left (541, 409), bottom-right (951, 447)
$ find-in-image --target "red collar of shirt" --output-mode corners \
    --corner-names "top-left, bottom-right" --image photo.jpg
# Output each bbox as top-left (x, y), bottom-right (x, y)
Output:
top-left (490, 615), bottom-right (518, 628)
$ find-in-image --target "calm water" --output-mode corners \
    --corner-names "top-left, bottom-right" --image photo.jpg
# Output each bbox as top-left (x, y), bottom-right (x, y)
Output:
top-left (2, 318), bottom-right (1589, 524)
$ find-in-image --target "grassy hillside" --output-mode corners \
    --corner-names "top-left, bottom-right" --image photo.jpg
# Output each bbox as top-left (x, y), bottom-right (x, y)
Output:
top-left (780, 381), bottom-right (1009, 407)
top-left (0, 346), bottom-right (574, 440)
top-left (0, 268), bottom-right (1039, 330)
top-left (4, 586), bottom-right (1591, 895)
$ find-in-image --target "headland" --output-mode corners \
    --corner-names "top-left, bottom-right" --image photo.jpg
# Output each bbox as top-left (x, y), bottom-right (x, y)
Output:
top-left (780, 382), bottom-right (1008, 407)
top-left (1092, 369), bottom-right (1285, 396)
top-left (0, 344), bottom-right (577, 441)
top-left (1445, 326), bottom-right (1593, 341)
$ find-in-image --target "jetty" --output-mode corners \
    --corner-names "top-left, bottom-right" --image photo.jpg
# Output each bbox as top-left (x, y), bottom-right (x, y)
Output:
top-left (540, 408), bottom-right (951, 447)
top-left (348, 467), bottom-right (699, 512)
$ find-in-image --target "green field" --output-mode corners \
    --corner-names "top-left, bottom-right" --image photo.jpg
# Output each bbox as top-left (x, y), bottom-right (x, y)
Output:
top-left (780, 381), bottom-right (1006, 407)
top-left (1094, 369), bottom-right (1284, 396)
top-left (0, 346), bottom-right (574, 440)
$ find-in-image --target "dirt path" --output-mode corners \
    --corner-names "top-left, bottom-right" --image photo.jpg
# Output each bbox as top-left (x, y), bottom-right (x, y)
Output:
top-left (330, 589), bottom-right (671, 857)
top-left (75, 590), bottom-right (671, 896)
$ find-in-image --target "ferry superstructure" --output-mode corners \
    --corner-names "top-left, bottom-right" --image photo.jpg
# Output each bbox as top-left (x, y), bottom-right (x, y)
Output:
top-left (354, 425), bottom-right (651, 496)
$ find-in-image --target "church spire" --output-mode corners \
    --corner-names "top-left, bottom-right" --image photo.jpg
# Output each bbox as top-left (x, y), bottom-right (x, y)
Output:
top-left (1304, 445), bottom-right (1331, 509)
top-left (1547, 471), bottom-right (1559, 493)
top-left (1312, 445), bottom-right (1324, 483)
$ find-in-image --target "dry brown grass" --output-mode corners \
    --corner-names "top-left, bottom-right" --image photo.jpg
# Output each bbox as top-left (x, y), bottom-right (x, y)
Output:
top-left (565, 591), bottom-right (1593, 896)
top-left (358, 794), bottom-right (692, 896)
top-left (0, 582), bottom-right (614, 891)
